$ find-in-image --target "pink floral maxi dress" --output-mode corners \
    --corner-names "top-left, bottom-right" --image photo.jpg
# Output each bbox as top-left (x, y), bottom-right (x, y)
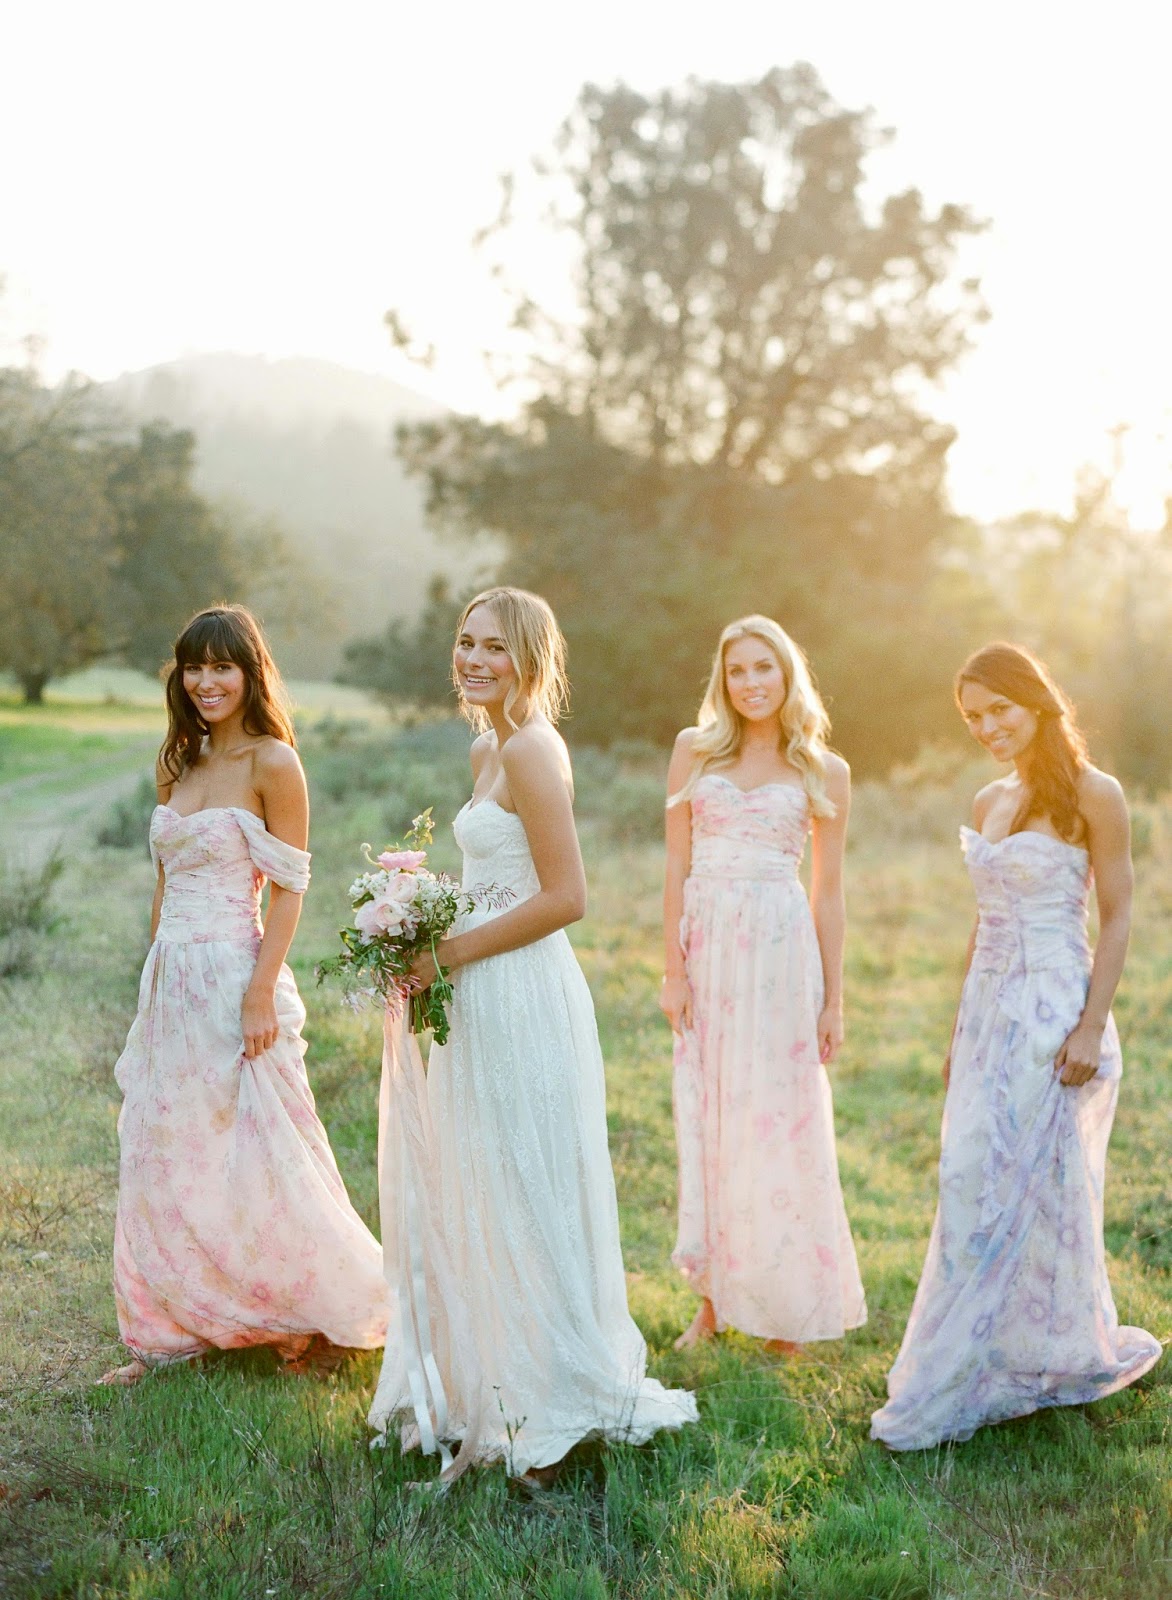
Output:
top-left (111, 806), bottom-right (388, 1363)
top-left (871, 828), bottom-right (1161, 1450)
top-left (672, 776), bottom-right (866, 1341)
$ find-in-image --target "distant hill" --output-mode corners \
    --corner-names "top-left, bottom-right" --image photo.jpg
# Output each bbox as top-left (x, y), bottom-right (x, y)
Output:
top-left (103, 353), bottom-right (497, 676)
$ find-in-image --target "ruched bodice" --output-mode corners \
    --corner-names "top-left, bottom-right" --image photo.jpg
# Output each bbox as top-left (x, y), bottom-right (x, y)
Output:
top-left (453, 800), bottom-right (540, 907)
top-left (150, 806), bottom-right (311, 945)
top-left (963, 826), bottom-right (1092, 981)
top-left (688, 775), bottom-right (809, 879)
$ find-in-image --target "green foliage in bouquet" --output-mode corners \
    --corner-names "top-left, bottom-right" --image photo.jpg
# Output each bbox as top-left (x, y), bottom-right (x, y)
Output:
top-left (316, 808), bottom-right (504, 1046)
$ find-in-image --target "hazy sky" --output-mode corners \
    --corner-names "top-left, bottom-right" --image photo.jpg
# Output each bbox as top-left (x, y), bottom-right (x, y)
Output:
top-left (3, 0), bottom-right (1168, 523)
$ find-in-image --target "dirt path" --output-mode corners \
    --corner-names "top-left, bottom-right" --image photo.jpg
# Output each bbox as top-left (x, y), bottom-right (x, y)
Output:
top-left (0, 739), bottom-right (158, 861)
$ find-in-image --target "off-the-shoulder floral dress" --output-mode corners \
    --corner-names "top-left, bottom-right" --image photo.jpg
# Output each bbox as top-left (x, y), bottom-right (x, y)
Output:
top-left (111, 805), bottom-right (387, 1364)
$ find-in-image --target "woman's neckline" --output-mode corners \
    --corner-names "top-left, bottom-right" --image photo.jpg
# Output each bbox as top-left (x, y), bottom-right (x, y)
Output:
top-left (704, 773), bottom-right (807, 798)
top-left (464, 795), bottom-right (520, 817)
top-left (961, 823), bottom-right (1089, 858)
top-left (156, 801), bottom-right (266, 824)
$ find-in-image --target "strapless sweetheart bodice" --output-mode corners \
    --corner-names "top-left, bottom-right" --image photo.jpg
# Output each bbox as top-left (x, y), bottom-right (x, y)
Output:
top-left (961, 826), bottom-right (1091, 978)
top-left (688, 774), bottom-right (810, 880)
top-left (149, 805), bottom-right (311, 945)
top-left (453, 799), bottom-right (540, 907)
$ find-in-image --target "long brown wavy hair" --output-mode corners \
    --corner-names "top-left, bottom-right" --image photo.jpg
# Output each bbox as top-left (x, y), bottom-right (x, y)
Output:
top-left (160, 605), bottom-right (296, 782)
top-left (956, 643), bottom-right (1088, 841)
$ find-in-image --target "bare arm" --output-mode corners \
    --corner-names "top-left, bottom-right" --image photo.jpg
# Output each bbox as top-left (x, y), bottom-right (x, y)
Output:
top-left (659, 730), bottom-right (697, 1034)
top-left (421, 731), bottom-right (587, 975)
top-left (810, 755), bottom-right (851, 1063)
top-left (242, 744), bottom-right (310, 1059)
top-left (1054, 771), bottom-right (1132, 1088)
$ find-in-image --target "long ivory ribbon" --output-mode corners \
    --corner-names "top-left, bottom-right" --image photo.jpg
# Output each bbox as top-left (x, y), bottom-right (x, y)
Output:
top-left (378, 1005), bottom-right (481, 1483)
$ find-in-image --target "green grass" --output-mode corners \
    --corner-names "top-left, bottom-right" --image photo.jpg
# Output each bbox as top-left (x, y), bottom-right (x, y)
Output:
top-left (1, 708), bottom-right (1170, 1598)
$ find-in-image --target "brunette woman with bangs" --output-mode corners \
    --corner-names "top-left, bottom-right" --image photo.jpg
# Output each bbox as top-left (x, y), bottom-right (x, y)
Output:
top-left (100, 605), bottom-right (386, 1386)
top-left (872, 643), bottom-right (1161, 1450)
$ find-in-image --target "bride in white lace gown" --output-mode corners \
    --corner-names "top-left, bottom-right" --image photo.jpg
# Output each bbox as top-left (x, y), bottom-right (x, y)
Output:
top-left (368, 589), bottom-right (697, 1480)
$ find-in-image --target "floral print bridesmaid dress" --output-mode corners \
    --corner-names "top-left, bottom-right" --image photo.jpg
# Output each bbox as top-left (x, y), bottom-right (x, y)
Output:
top-left (111, 805), bottom-right (387, 1365)
top-left (871, 827), bottom-right (1161, 1450)
top-left (672, 775), bottom-right (866, 1341)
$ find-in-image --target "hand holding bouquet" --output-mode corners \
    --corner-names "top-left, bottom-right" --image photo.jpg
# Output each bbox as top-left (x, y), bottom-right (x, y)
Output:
top-left (316, 810), bottom-right (507, 1045)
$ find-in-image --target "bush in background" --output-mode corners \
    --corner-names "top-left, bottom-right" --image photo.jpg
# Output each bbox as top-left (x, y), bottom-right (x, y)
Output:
top-left (0, 850), bottom-right (64, 977)
top-left (94, 776), bottom-right (157, 852)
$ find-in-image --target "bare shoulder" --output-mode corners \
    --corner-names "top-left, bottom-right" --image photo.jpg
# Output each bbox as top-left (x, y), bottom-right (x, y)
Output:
top-left (667, 726), bottom-right (700, 791)
top-left (501, 719), bottom-right (572, 792)
top-left (823, 750), bottom-right (850, 800)
top-left (971, 776), bottom-right (1007, 828)
top-left (469, 730), bottom-right (495, 776)
top-left (253, 737), bottom-right (306, 797)
top-left (1078, 764), bottom-right (1127, 824)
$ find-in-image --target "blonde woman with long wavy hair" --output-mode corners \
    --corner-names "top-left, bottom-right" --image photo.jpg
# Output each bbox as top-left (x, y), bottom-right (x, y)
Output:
top-left (662, 616), bottom-right (866, 1353)
top-left (369, 587), bottom-right (696, 1486)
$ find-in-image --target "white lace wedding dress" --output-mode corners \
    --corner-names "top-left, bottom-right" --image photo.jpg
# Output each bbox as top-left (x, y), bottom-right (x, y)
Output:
top-left (368, 799), bottom-right (697, 1477)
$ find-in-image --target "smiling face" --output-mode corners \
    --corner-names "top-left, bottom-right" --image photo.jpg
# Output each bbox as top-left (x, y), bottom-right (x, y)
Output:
top-left (454, 603), bottom-right (518, 715)
top-left (958, 679), bottom-right (1039, 763)
top-left (182, 656), bottom-right (247, 727)
top-left (723, 634), bottom-right (787, 724)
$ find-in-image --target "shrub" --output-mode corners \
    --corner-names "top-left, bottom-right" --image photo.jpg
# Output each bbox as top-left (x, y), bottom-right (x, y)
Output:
top-left (0, 850), bottom-right (64, 977)
top-left (95, 775), bottom-right (157, 851)
top-left (303, 717), bottom-right (472, 820)
top-left (573, 741), bottom-right (668, 843)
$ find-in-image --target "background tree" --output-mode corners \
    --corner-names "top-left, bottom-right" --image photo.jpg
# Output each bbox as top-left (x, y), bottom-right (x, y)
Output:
top-left (972, 436), bottom-right (1172, 791)
top-left (103, 423), bottom-right (253, 674)
top-left (0, 343), bottom-right (309, 700)
top-left (0, 365), bottom-right (115, 703)
top-left (374, 66), bottom-right (988, 764)
top-left (336, 575), bottom-right (463, 708)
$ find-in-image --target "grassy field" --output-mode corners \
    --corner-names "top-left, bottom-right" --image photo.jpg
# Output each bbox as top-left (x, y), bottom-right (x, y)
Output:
top-left (1, 700), bottom-right (1170, 1599)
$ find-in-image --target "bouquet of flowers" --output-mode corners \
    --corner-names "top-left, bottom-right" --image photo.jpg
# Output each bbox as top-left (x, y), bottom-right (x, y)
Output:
top-left (316, 810), bottom-right (507, 1045)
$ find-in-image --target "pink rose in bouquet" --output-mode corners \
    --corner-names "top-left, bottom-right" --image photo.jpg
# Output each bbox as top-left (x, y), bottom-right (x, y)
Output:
top-left (316, 809), bottom-right (509, 1044)
top-left (377, 849), bottom-right (428, 872)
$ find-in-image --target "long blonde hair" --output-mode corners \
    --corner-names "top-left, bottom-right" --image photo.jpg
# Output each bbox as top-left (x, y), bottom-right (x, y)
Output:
top-left (671, 615), bottom-right (836, 817)
top-left (454, 586), bottom-right (570, 731)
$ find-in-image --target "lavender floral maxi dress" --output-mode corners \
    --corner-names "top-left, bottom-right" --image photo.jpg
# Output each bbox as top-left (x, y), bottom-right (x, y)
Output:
top-left (871, 828), bottom-right (1161, 1450)
top-left (111, 805), bottom-right (387, 1363)
top-left (672, 776), bottom-right (866, 1341)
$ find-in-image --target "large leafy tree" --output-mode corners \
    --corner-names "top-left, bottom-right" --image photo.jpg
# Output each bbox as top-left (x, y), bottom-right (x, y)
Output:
top-left (382, 67), bottom-right (988, 762)
top-left (0, 350), bottom-right (300, 699)
top-left (104, 423), bottom-right (251, 674)
top-left (336, 575), bottom-right (463, 708)
top-left (981, 445), bottom-right (1172, 790)
top-left (0, 367), bottom-right (115, 703)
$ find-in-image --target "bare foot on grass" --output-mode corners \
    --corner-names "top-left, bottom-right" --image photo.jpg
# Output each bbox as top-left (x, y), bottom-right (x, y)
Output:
top-left (518, 1460), bottom-right (563, 1496)
top-left (281, 1334), bottom-right (348, 1377)
top-left (97, 1360), bottom-right (148, 1387)
top-left (762, 1339), bottom-right (803, 1359)
top-left (674, 1298), bottom-right (717, 1351)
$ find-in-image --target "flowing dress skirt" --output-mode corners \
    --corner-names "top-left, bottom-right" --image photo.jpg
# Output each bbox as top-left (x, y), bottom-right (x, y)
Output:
top-left (673, 866), bottom-right (866, 1341)
top-left (370, 925), bottom-right (697, 1474)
